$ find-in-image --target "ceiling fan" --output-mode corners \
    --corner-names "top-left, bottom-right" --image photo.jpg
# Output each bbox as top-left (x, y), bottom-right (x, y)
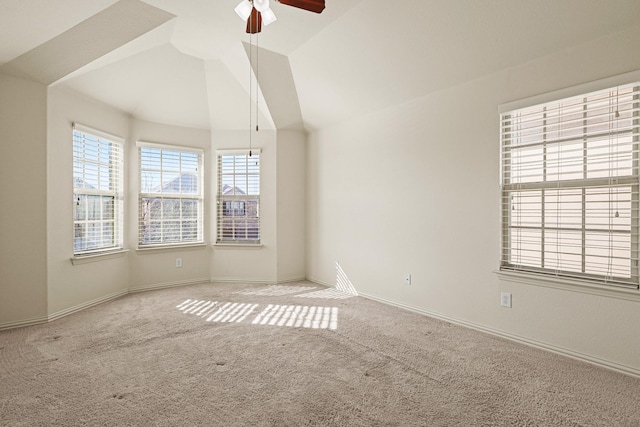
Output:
top-left (235, 0), bottom-right (326, 34)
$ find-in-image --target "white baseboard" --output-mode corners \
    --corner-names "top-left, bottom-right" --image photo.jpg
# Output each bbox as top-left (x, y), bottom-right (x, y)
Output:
top-left (210, 276), bottom-right (309, 286)
top-left (129, 278), bottom-right (210, 293)
top-left (48, 289), bottom-right (129, 323)
top-left (210, 277), bottom-right (276, 285)
top-left (276, 276), bottom-right (308, 284)
top-left (1, 278), bottom-right (211, 330)
top-left (305, 276), bottom-right (333, 288)
top-left (357, 290), bottom-right (640, 379)
top-left (0, 315), bottom-right (49, 331)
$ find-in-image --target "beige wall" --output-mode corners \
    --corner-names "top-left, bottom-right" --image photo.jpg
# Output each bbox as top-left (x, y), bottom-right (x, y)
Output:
top-left (209, 129), bottom-right (307, 283)
top-left (127, 119), bottom-right (212, 291)
top-left (47, 87), bottom-right (130, 316)
top-left (0, 74), bottom-right (48, 326)
top-left (306, 25), bottom-right (640, 374)
top-left (276, 130), bottom-right (307, 282)
top-left (210, 130), bottom-right (279, 283)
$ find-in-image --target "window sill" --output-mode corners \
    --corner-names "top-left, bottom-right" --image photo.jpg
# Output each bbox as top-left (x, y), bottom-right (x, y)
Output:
top-left (71, 249), bottom-right (129, 265)
top-left (495, 269), bottom-right (640, 302)
top-left (213, 243), bottom-right (263, 250)
top-left (136, 243), bottom-right (207, 254)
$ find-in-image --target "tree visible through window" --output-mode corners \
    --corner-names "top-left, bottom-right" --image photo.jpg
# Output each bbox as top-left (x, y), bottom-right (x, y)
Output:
top-left (73, 124), bottom-right (123, 255)
top-left (217, 151), bottom-right (260, 244)
top-left (138, 143), bottom-right (203, 247)
top-left (500, 82), bottom-right (640, 288)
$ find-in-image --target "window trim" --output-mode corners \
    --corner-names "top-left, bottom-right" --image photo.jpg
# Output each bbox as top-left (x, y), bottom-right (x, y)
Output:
top-left (216, 149), bottom-right (261, 245)
top-left (72, 123), bottom-right (124, 256)
top-left (498, 72), bottom-right (640, 290)
top-left (137, 141), bottom-right (204, 249)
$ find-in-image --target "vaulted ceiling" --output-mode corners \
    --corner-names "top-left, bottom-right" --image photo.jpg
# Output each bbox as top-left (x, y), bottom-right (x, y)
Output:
top-left (1, 0), bottom-right (639, 131)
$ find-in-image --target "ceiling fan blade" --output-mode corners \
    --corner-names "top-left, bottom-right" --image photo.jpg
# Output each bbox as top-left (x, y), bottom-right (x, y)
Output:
top-left (246, 7), bottom-right (263, 33)
top-left (277, 0), bottom-right (325, 14)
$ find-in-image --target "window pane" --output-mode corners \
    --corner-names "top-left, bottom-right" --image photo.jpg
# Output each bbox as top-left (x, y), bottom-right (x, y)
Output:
top-left (182, 199), bottom-right (198, 219)
top-left (509, 145), bottom-right (544, 184)
top-left (544, 230), bottom-right (582, 273)
top-left (247, 174), bottom-right (260, 195)
top-left (510, 191), bottom-right (541, 228)
top-left (88, 195), bottom-right (102, 220)
top-left (544, 189), bottom-right (582, 229)
top-left (138, 145), bottom-right (203, 246)
top-left (140, 147), bottom-right (161, 170)
top-left (585, 187), bottom-right (632, 232)
top-left (509, 229), bottom-right (541, 268)
top-left (162, 150), bottom-right (181, 171)
top-left (217, 152), bottom-right (260, 243)
top-left (182, 221), bottom-right (198, 240)
top-left (141, 171), bottom-right (161, 193)
top-left (103, 197), bottom-right (114, 220)
top-left (181, 152), bottom-right (199, 173)
top-left (163, 199), bottom-right (180, 220)
top-left (74, 223), bottom-right (86, 251)
top-left (161, 173), bottom-right (181, 194)
top-left (74, 195), bottom-right (87, 221)
top-left (102, 222), bottom-right (114, 246)
top-left (164, 220), bottom-right (181, 242)
top-left (180, 173), bottom-right (198, 194)
top-left (87, 223), bottom-right (101, 249)
top-left (546, 141), bottom-right (583, 181)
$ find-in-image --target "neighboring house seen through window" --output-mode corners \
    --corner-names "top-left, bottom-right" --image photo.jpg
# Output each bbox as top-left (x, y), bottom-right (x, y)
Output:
top-left (138, 142), bottom-right (204, 247)
top-left (73, 124), bottom-right (124, 255)
top-left (217, 150), bottom-right (260, 244)
top-left (500, 82), bottom-right (640, 288)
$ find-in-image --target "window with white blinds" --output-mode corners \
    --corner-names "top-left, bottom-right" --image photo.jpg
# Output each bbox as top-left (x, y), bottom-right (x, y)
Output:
top-left (216, 150), bottom-right (260, 244)
top-left (138, 143), bottom-right (203, 247)
top-left (500, 82), bottom-right (640, 288)
top-left (73, 124), bottom-right (124, 255)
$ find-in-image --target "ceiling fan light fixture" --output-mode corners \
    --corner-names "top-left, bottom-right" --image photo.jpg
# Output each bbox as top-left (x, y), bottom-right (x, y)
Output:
top-left (261, 8), bottom-right (277, 26)
top-left (253, 0), bottom-right (270, 12)
top-left (234, 0), bottom-right (253, 20)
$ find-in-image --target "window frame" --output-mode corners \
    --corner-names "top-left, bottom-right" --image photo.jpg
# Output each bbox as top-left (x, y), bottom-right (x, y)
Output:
top-left (72, 123), bottom-right (124, 256)
top-left (216, 149), bottom-right (261, 245)
top-left (137, 141), bottom-right (204, 249)
top-left (499, 74), bottom-right (640, 290)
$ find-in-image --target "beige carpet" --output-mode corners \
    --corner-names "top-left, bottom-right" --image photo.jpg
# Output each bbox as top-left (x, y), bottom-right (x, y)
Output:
top-left (1, 281), bottom-right (639, 426)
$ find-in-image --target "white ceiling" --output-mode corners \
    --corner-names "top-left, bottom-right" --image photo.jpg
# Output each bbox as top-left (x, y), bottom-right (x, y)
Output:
top-left (1, 0), bottom-right (639, 131)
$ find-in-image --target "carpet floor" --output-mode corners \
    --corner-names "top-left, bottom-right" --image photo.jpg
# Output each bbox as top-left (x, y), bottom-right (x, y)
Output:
top-left (1, 281), bottom-right (639, 426)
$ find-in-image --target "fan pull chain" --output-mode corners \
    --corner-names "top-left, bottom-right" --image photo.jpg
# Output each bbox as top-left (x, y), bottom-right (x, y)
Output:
top-left (248, 30), bottom-right (253, 157)
top-left (256, 31), bottom-right (259, 133)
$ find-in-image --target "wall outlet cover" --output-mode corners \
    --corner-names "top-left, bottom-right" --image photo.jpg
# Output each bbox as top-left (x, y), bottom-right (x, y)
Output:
top-left (500, 292), bottom-right (512, 308)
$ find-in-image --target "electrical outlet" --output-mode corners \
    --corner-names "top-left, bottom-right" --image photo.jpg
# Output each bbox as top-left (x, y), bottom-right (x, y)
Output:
top-left (176, 258), bottom-right (183, 268)
top-left (500, 292), bottom-right (512, 308)
top-left (404, 274), bottom-right (411, 285)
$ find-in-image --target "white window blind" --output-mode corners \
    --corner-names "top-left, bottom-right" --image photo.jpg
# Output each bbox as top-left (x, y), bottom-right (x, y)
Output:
top-left (73, 124), bottom-right (124, 255)
top-left (138, 143), bottom-right (203, 247)
top-left (216, 150), bottom-right (261, 244)
top-left (501, 82), bottom-right (640, 288)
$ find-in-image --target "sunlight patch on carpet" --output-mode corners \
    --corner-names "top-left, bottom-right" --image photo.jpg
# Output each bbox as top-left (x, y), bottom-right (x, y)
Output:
top-left (177, 300), bottom-right (338, 330)
top-left (205, 302), bottom-right (259, 323)
top-left (234, 285), bottom-right (317, 296)
top-left (253, 304), bottom-right (338, 330)
top-left (295, 288), bottom-right (355, 300)
top-left (176, 300), bottom-right (259, 323)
